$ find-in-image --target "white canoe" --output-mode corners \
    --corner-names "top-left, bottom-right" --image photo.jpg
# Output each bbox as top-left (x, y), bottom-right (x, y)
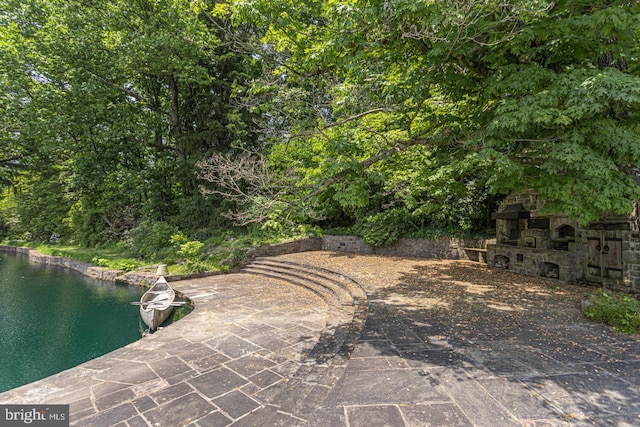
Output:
top-left (138, 276), bottom-right (175, 330)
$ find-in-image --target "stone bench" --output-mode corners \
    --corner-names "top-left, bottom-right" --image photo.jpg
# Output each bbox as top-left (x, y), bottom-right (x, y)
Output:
top-left (463, 247), bottom-right (487, 263)
top-left (462, 240), bottom-right (494, 263)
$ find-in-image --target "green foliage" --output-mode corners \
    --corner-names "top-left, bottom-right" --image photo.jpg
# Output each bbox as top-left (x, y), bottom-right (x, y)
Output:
top-left (65, 200), bottom-right (113, 246)
top-left (30, 244), bottom-right (144, 271)
top-left (91, 257), bottom-right (141, 272)
top-left (169, 233), bottom-right (189, 246)
top-left (2, 0), bottom-right (639, 246)
top-left (128, 221), bottom-right (180, 259)
top-left (0, 190), bottom-right (19, 240)
top-left (483, 64), bottom-right (640, 223)
top-left (13, 165), bottom-right (75, 242)
top-left (176, 240), bottom-right (205, 272)
top-left (583, 290), bottom-right (640, 334)
top-left (229, 0), bottom-right (640, 230)
top-left (0, 0), bottom-right (259, 243)
top-left (353, 208), bottom-right (417, 247)
top-left (1, 222), bottom-right (319, 276)
top-left (174, 260), bottom-right (210, 274)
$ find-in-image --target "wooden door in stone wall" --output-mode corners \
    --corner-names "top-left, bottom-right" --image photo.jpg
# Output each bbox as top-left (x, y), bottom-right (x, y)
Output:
top-left (587, 234), bottom-right (622, 280)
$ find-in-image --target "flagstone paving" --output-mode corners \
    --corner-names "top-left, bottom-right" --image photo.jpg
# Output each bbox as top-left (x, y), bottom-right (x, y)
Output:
top-left (2, 251), bottom-right (640, 427)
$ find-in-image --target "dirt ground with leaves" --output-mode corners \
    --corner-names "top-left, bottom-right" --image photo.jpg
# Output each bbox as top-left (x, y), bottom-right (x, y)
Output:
top-left (284, 251), bottom-right (595, 324)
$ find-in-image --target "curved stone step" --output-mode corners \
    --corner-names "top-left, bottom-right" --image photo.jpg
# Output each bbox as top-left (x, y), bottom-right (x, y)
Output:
top-left (245, 259), bottom-right (354, 308)
top-left (252, 258), bottom-right (367, 337)
top-left (243, 265), bottom-right (344, 309)
top-left (242, 258), bottom-right (367, 360)
top-left (241, 264), bottom-right (351, 337)
top-left (252, 258), bottom-right (366, 304)
top-left (242, 259), bottom-right (363, 361)
top-left (240, 257), bottom-right (368, 425)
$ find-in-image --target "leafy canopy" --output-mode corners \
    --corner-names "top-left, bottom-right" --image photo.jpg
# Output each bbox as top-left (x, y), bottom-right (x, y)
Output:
top-left (2, 0), bottom-right (640, 247)
top-left (0, 0), bottom-right (259, 243)
top-left (224, 0), bottom-right (640, 228)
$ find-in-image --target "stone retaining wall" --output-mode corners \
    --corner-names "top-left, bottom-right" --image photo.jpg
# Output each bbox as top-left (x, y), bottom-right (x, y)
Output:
top-left (0, 245), bottom-right (30, 256)
top-left (321, 235), bottom-right (471, 259)
top-left (241, 235), bottom-right (485, 262)
top-left (627, 234), bottom-right (640, 291)
top-left (242, 237), bottom-right (323, 263)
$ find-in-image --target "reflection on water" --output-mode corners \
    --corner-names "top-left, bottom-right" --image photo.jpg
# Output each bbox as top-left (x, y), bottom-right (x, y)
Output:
top-left (0, 253), bottom-right (145, 393)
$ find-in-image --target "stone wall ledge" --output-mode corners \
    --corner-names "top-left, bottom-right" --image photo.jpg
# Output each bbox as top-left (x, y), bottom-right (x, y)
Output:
top-left (320, 235), bottom-right (481, 260)
top-left (240, 235), bottom-right (487, 264)
top-left (242, 237), bottom-right (323, 263)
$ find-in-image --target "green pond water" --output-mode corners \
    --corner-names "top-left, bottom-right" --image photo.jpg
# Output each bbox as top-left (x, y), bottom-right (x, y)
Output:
top-left (0, 252), bottom-right (146, 393)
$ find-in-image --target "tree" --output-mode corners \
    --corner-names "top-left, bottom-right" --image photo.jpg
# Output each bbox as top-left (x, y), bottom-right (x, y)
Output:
top-left (0, 0), bottom-right (259, 242)
top-left (219, 0), bottom-right (640, 229)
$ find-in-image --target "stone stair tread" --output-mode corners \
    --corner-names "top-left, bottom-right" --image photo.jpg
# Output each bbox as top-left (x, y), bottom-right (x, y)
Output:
top-left (242, 266), bottom-right (344, 310)
top-left (247, 260), bottom-right (355, 304)
top-left (253, 258), bottom-right (366, 298)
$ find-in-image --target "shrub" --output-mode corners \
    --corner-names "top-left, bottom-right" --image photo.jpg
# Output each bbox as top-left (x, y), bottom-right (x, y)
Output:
top-left (177, 241), bottom-right (204, 259)
top-left (169, 233), bottom-right (189, 246)
top-left (128, 221), bottom-right (180, 258)
top-left (91, 257), bottom-right (140, 272)
top-left (173, 260), bottom-right (210, 274)
top-left (583, 290), bottom-right (640, 334)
